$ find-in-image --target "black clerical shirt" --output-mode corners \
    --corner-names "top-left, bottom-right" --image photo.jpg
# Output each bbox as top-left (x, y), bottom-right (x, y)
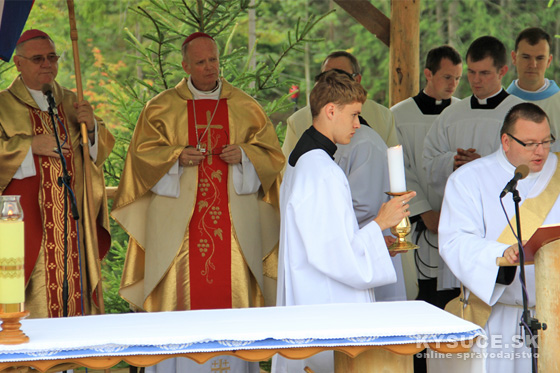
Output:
top-left (289, 125), bottom-right (336, 167)
top-left (413, 90), bottom-right (453, 115)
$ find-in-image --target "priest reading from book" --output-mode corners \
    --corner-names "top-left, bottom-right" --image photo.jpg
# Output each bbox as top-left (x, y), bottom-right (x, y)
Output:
top-left (433, 102), bottom-right (560, 373)
top-left (273, 70), bottom-right (415, 373)
top-left (111, 32), bottom-right (284, 372)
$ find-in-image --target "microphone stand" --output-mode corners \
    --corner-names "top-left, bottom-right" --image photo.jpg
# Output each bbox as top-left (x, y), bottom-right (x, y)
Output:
top-left (510, 187), bottom-right (541, 373)
top-left (46, 103), bottom-right (80, 318)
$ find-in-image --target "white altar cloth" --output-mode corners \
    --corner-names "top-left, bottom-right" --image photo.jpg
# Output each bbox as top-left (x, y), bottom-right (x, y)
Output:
top-left (0, 301), bottom-right (484, 364)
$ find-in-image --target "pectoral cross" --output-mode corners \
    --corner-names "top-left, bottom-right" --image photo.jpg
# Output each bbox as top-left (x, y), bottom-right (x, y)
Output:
top-left (196, 110), bottom-right (223, 165)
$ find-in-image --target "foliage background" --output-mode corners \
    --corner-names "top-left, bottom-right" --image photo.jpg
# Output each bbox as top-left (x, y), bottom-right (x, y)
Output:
top-left (1, 0), bottom-right (559, 314)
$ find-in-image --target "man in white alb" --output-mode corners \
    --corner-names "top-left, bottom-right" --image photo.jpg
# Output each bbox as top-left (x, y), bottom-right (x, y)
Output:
top-left (507, 27), bottom-right (560, 152)
top-left (434, 103), bottom-right (560, 373)
top-left (392, 45), bottom-right (462, 373)
top-left (424, 36), bottom-right (524, 198)
top-left (274, 70), bottom-right (415, 373)
top-left (283, 51), bottom-right (407, 301)
top-left (393, 45), bottom-right (463, 306)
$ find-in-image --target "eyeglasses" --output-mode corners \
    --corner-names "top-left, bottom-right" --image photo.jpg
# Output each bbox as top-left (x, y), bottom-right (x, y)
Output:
top-left (17, 54), bottom-right (60, 65)
top-left (314, 69), bottom-right (359, 82)
top-left (507, 133), bottom-right (556, 150)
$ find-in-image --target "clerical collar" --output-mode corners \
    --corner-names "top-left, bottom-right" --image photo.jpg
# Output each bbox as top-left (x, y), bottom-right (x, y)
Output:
top-left (514, 78), bottom-right (550, 93)
top-left (187, 76), bottom-right (222, 100)
top-left (25, 86), bottom-right (49, 112)
top-left (289, 125), bottom-right (337, 167)
top-left (412, 90), bottom-right (452, 115)
top-left (499, 147), bottom-right (541, 182)
top-left (470, 88), bottom-right (509, 109)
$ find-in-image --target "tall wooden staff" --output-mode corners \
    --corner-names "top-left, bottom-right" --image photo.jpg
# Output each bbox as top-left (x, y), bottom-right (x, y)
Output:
top-left (66, 0), bottom-right (106, 315)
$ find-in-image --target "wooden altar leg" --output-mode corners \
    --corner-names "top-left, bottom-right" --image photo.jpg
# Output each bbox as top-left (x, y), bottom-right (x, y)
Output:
top-left (334, 349), bottom-right (413, 373)
top-left (535, 241), bottom-right (560, 372)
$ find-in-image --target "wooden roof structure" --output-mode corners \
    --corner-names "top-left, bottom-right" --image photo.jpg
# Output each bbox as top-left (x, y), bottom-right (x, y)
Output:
top-left (334, 0), bottom-right (420, 107)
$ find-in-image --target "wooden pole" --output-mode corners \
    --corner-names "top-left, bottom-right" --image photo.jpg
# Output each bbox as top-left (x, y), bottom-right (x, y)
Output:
top-left (389, 0), bottom-right (420, 107)
top-left (535, 240), bottom-right (560, 371)
top-left (66, 0), bottom-right (105, 315)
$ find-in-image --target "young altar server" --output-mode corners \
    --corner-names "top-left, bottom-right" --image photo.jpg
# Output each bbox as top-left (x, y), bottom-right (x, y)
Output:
top-left (273, 70), bottom-right (415, 373)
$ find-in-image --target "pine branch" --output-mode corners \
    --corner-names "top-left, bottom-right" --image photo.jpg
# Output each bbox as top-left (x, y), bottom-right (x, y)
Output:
top-left (257, 9), bottom-right (334, 90)
top-left (137, 6), bottom-right (170, 90)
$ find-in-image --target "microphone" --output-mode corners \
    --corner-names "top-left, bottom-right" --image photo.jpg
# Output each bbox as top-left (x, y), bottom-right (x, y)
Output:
top-left (41, 83), bottom-right (58, 114)
top-left (500, 164), bottom-right (529, 198)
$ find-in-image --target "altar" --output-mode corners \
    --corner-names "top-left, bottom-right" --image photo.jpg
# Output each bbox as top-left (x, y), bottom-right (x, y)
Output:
top-left (0, 301), bottom-right (485, 372)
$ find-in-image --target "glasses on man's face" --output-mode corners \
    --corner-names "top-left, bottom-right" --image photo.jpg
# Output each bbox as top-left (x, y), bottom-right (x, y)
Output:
top-left (507, 133), bottom-right (556, 150)
top-left (314, 68), bottom-right (358, 82)
top-left (17, 53), bottom-right (60, 65)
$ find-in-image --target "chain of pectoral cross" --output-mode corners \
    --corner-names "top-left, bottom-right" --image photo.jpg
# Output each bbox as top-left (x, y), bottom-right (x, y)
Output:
top-left (193, 95), bottom-right (221, 155)
top-left (195, 110), bottom-right (223, 165)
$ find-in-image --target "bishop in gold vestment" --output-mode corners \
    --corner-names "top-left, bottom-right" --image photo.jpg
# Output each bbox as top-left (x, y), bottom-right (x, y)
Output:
top-left (112, 76), bottom-right (284, 312)
top-left (0, 30), bottom-right (114, 318)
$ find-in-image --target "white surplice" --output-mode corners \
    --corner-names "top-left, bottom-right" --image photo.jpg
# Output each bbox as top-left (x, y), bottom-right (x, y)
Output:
top-left (335, 125), bottom-right (406, 301)
top-left (434, 149), bottom-right (560, 373)
top-left (274, 147), bottom-right (397, 373)
top-left (393, 96), bottom-right (461, 290)
top-left (423, 92), bottom-right (524, 198)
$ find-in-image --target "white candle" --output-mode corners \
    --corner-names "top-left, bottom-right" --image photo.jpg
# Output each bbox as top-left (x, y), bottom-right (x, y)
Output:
top-left (387, 145), bottom-right (407, 193)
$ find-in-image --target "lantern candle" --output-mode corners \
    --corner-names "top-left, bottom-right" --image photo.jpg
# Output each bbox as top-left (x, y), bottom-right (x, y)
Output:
top-left (0, 196), bottom-right (25, 306)
top-left (387, 145), bottom-right (407, 193)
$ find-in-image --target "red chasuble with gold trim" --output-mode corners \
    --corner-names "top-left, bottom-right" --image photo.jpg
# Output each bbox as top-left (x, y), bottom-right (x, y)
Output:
top-left (187, 99), bottom-right (231, 310)
top-left (4, 105), bottom-right (83, 317)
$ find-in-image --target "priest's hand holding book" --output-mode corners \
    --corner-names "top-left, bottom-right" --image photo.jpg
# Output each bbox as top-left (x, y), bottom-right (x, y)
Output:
top-left (502, 241), bottom-right (527, 265)
top-left (374, 191), bottom-right (416, 231)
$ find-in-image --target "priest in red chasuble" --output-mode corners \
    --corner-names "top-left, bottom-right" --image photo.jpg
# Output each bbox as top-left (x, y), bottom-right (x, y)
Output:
top-left (0, 30), bottom-right (114, 318)
top-left (112, 32), bottom-right (284, 314)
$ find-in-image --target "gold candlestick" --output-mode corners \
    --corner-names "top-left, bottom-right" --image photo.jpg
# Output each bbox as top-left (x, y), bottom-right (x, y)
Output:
top-left (386, 191), bottom-right (419, 252)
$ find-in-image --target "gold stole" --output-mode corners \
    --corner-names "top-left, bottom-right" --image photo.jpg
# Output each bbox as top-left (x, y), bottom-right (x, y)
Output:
top-left (446, 159), bottom-right (560, 328)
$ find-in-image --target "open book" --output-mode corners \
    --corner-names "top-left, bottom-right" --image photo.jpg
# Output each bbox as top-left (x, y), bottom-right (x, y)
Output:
top-left (496, 223), bottom-right (560, 266)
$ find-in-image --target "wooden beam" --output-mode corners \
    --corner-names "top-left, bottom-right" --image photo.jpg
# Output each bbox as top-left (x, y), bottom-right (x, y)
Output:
top-left (333, 0), bottom-right (390, 47)
top-left (389, 0), bottom-right (420, 106)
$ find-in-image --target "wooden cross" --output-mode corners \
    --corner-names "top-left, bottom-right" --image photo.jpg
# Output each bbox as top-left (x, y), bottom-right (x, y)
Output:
top-left (196, 109), bottom-right (223, 165)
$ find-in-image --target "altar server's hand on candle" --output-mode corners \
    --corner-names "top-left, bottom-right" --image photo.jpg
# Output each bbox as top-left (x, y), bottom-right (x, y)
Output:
top-left (384, 236), bottom-right (401, 256)
top-left (179, 146), bottom-right (205, 167)
top-left (384, 235), bottom-right (396, 248)
top-left (374, 191), bottom-right (416, 231)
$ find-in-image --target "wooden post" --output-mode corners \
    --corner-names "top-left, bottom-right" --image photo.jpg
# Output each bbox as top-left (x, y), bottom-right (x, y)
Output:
top-left (535, 240), bottom-right (560, 371)
top-left (389, 0), bottom-right (420, 107)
